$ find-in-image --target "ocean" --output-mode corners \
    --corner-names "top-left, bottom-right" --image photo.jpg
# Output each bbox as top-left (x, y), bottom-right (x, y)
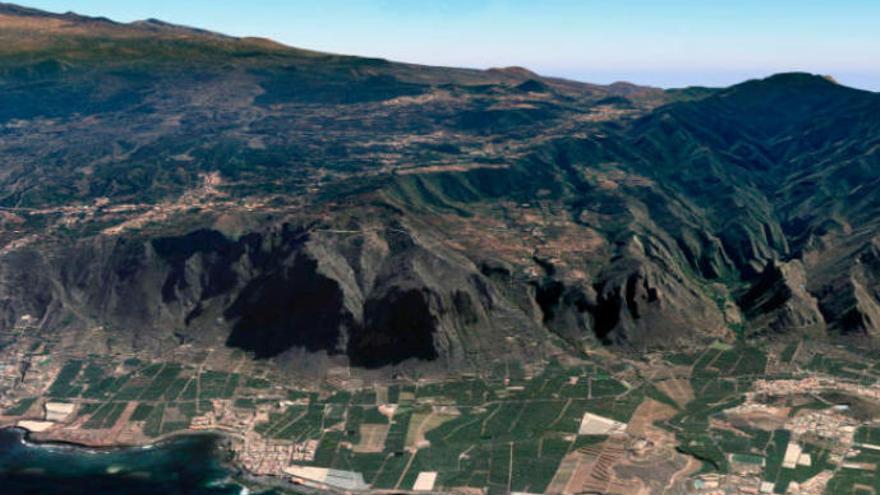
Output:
top-left (0, 427), bottom-right (280, 495)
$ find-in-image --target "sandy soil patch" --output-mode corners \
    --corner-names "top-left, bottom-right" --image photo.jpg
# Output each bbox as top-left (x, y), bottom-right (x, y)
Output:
top-left (626, 398), bottom-right (677, 438)
top-left (405, 408), bottom-right (460, 449)
top-left (655, 379), bottom-right (694, 408)
top-left (352, 423), bottom-right (390, 453)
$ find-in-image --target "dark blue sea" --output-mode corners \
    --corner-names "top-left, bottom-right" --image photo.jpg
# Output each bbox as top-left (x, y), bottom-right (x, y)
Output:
top-left (0, 428), bottom-right (281, 495)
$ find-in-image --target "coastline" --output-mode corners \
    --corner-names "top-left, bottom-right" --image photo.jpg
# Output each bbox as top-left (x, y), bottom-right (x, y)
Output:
top-left (4, 424), bottom-right (220, 453)
top-left (0, 424), bottom-right (321, 495)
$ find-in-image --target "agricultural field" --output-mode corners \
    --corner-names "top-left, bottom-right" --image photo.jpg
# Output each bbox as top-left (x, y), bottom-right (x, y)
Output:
top-left (5, 340), bottom-right (880, 494)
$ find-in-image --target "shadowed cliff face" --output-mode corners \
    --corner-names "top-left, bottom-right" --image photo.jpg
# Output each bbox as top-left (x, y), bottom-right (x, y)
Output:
top-left (2, 5), bottom-right (880, 373)
top-left (148, 223), bottom-right (479, 366)
top-left (350, 288), bottom-right (439, 367)
top-left (152, 229), bottom-right (250, 305)
top-left (0, 216), bottom-right (557, 370)
top-left (224, 254), bottom-right (350, 358)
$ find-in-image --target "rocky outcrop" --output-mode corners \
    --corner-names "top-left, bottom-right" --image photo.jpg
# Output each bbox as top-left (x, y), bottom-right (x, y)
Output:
top-left (739, 260), bottom-right (825, 336)
top-left (812, 238), bottom-right (880, 337)
top-left (587, 236), bottom-right (729, 348)
top-left (526, 235), bottom-right (730, 350)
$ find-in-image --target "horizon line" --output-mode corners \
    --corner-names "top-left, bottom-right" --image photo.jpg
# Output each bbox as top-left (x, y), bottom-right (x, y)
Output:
top-left (4, 1), bottom-right (879, 93)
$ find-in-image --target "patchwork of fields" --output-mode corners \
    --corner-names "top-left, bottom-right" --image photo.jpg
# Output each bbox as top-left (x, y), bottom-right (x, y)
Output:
top-left (4, 340), bottom-right (880, 494)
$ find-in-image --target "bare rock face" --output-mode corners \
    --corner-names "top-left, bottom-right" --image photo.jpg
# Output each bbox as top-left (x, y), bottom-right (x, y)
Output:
top-left (527, 235), bottom-right (729, 351)
top-left (739, 260), bottom-right (825, 336)
top-left (0, 250), bottom-right (58, 331)
top-left (0, 217), bottom-right (556, 371)
top-left (588, 236), bottom-right (729, 348)
top-left (811, 238), bottom-right (880, 337)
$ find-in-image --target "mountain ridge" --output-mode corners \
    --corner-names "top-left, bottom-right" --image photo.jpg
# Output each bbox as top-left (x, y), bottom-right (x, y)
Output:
top-left (1, 3), bottom-right (879, 376)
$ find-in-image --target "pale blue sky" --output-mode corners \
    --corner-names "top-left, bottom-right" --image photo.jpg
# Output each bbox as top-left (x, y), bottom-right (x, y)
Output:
top-left (18, 1), bottom-right (880, 90)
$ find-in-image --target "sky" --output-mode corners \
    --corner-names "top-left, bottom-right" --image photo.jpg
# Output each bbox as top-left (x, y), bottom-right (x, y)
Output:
top-left (17, 0), bottom-right (880, 90)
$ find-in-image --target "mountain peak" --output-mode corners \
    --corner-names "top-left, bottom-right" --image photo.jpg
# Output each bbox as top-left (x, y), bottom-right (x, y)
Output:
top-left (0, 2), bottom-right (115, 24)
top-left (129, 17), bottom-right (230, 38)
top-left (0, 3), bottom-right (228, 41)
top-left (717, 71), bottom-right (866, 103)
top-left (0, 2), bottom-right (49, 16)
top-left (486, 66), bottom-right (541, 81)
top-left (759, 71), bottom-right (840, 87)
top-left (650, 70), bottom-right (877, 144)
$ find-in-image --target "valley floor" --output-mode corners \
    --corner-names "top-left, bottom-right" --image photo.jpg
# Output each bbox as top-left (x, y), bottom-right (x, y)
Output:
top-left (3, 324), bottom-right (880, 495)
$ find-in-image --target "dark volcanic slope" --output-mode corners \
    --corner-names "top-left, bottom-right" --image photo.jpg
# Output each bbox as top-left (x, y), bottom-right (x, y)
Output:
top-left (1, 4), bottom-right (879, 374)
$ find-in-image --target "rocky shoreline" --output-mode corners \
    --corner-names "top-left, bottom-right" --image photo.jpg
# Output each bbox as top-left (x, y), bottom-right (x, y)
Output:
top-left (0, 425), bottom-right (323, 495)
